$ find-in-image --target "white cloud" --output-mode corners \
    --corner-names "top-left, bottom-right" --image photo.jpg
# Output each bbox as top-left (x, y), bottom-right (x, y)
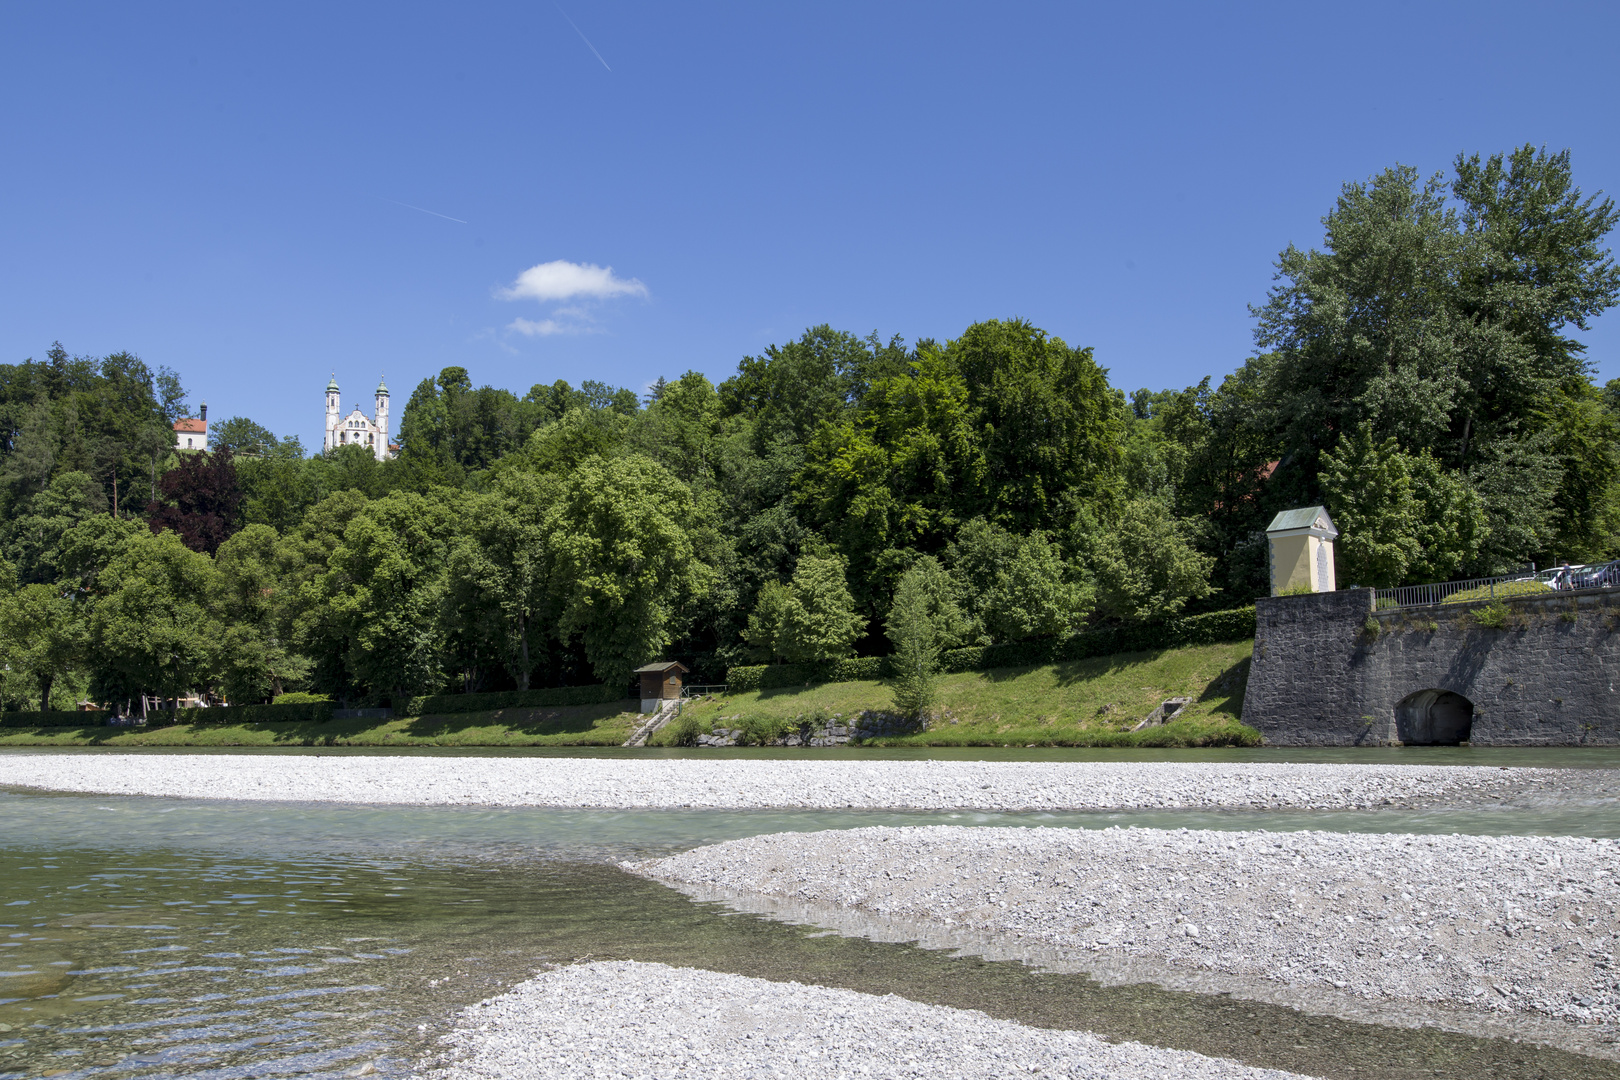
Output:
top-left (498, 260), bottom-right (647, 303)
top-left (507, 316), bottom-right (603, 337)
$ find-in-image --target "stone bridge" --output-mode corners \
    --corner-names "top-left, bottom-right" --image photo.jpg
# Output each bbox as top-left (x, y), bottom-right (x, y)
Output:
top-left (1241, 587), bottom-right (1620, 745)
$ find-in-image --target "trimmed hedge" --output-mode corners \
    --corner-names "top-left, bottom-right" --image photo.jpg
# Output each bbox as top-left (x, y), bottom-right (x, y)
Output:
top-left (726, 606), bottom-right (1257, 690)
top-left (0, 710), bottom-right (110, 728)
top-left (169, 702), bottom-right (335, 725)
top-left (941, 606), bottom-right (1257, 672)
top-left (727, 657), bottom-right (889, 693)
top-left (272, 692), bottom-right (333, 704)
top-left (404, 684), bottom-right (626, 716)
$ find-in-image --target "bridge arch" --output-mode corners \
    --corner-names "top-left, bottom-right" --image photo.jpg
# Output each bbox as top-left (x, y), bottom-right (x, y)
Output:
top-left (1395, 689), bottom-right (1474, 745)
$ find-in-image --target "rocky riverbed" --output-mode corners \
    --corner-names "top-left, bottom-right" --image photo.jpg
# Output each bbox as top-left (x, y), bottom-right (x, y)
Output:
top-left (422, 960), bottom-right (1320, 1080)
top-left (637, 825), bottom-right (1620, 1033)
top-left (0, 754), bottom-right (1570, 810)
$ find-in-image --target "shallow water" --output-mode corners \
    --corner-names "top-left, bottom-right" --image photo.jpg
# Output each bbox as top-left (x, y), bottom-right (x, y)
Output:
top-left (2, 789), bottom-right (1618, 1080)
top-left (7, 744), bottom-right (1620, 767)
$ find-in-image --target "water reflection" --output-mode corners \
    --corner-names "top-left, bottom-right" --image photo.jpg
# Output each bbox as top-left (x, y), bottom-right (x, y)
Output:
top-left (2, 790), bottom-right (1618, 1080)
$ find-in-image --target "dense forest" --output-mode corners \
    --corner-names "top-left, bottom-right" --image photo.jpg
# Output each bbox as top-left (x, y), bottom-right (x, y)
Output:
top-left (2, 145), bottom-right (1617, 710)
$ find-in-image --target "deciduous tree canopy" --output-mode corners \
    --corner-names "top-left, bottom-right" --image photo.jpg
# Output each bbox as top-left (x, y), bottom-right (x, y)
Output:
top-left (1, 143), bottom-right (1613, 711)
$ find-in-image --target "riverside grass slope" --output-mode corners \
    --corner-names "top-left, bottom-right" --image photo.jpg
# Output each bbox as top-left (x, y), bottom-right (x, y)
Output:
top-left (657, 640), bottom-right (1256, 748)
top-left (0, 640), bottom-right (1256, 748)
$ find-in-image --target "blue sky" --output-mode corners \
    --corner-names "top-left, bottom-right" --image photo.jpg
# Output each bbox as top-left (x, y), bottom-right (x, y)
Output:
top-left (2, 1), bottom-right (1616, 448)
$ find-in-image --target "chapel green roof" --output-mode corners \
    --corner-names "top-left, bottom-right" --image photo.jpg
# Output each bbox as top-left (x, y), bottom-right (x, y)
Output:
top-left (1265, 506), bottom-right (1336, 535)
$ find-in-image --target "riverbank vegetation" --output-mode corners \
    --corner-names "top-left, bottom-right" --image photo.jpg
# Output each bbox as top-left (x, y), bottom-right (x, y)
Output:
top-left (0, 640), bottom-right (1254, 748)
top-left (658, 640), bottom-right (1256, 748)
top-left (0, 702), bottom-right (641, 748)
top-left (1, 145), bottom-right (1616, 715)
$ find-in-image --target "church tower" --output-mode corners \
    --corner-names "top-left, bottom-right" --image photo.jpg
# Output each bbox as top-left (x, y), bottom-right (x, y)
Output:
top-left (324, 374), bottom-right (341, 452)
top-left (374, 377), bottom-right (391, 462)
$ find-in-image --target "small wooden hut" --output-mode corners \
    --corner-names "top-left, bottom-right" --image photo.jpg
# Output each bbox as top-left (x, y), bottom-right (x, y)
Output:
top-left (634, 661), bottom-right (689, 712)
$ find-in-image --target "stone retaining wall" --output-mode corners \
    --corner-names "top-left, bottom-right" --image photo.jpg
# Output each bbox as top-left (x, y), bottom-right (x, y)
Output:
top-left (1242, 587), bottom-right (1620, 745)
top-left (694, 711), bottom-right (922, 747)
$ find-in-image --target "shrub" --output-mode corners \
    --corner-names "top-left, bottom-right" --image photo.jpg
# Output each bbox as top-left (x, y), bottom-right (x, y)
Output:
top-left (171, 702), bottom-right (334, 725)
top-left (726, 665), bottom-right (768, 693)
top-left (272, 692), bottom-right (332, 704)
top-left (1473, 601), bottom-right (1510, 630)
top-left (942, 607), bottom-right (1258, 673)
top-left (1443, 579), bottom-right (1551, 604)
top-left (405, 685), bottom-right (625, 715)
top-left (0, 710), bottom-right (109, 729)
top-left (724, 607), bottom-right (1257, 688)
top-left (734, 715), bottom-right (792, 745)
top-left (666, 713), bottom-right (702, 746)
top-left (726, 657), bottom-right (887, 692)
top-left (887, 566), bottom-right (940, 720)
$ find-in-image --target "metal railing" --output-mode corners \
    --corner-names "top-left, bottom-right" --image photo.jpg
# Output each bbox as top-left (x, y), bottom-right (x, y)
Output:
top-left (1373, 560), bottom-right (1620, 610)
top-left (681, 684), bottom-right (728, 698)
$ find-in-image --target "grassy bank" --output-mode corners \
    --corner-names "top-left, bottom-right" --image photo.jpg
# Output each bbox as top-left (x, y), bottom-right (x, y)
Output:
top-left (0, 640), bottom-right (1256, 748)
top-left (0, 702), bottom-right (640, 748)
top-left (657, 640), bottom-right (1257, 747)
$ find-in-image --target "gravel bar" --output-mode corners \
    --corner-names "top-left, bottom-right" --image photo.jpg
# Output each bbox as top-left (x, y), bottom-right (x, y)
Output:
top-left (423, 960), bottom-right (1320, 1080)
top-left (637, 826), bottom-right (1620, 1028)
top-left (0, 755), bottom-right (1559, 809)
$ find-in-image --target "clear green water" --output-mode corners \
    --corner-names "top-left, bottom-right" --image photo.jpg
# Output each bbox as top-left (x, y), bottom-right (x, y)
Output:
top-left (7, 744), bottom-right (1620, 767)
top-left (3, 787), bottom-right (1619, 1080)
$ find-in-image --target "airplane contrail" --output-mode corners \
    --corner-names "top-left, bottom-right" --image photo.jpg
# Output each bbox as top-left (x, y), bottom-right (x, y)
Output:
top-left (555, 2), bottom-right (611, 71)
top-left (385, 199), bottom-right (468, 224)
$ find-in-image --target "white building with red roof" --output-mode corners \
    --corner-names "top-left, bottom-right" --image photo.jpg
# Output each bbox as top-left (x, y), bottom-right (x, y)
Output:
top-left (174, 403), bottom-right (208, 451)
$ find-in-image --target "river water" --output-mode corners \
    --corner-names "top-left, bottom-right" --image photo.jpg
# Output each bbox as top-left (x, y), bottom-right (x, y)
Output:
top-left (2, 748), bottom-right (1619, 1080)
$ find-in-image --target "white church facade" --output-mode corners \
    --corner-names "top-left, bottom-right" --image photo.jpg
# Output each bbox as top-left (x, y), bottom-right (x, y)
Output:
top-left (325, 375), bottom-right (394, 460)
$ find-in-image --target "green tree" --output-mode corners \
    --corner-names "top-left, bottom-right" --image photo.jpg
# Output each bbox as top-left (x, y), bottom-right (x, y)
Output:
top-left (236, 435), bottom-right (314, 532)
top-left (214, 523), bottom-right (309, 702)
top-left (88, 530), bottom-right (221, 717)
top-left (211, 416), bottom-right (279, 456)
top-left (719, 326), bottom-right (904, 450)
top-left (948, 519), bottom-right (1088, 642)
top-left (319, 490), bottom-right (459, 703)
top-left (1085, 499), bottom-right (1216, 624)
top-left (7, 470), bottom-right (107, 584)
top-left (980, 533), bottom-right (1089, 642)
top-left (307, 443), bottom-right (389, 501)
top-left (445, 471), bottom-right (554, 690)
top-left (946, 318), bottom-right (1126, 531)
top-left (891, 555), bottom-right (975, 649)
top-left (782, 555), bottom-right (864, 662)
top-left (57, 515), bottom-right (143, 599)
top-left (0, 345), bottom-right (183, 527)
top-left (886, 565), bottom-right (940, 720)
top-left (742, 580), bottom-right (796, 664)
top-left (542, 455), bottom-right (709, 686)
top-left (634, 371), bottom-right (726, 490)
top-left (513, 407), bottom-right (631, 477)
top-left (1252, 147), bottom-right (1620, 571)
top-left (1318, 425), bottom-right (1487, 587)
top-left (277, 490), bottom-right (373, 697)
top-left (797, 345), bottom-right (985, 615)
top-left (0, 583), bottom-right (84, 709)
top-left (741, 555), bottom-right (863, 663)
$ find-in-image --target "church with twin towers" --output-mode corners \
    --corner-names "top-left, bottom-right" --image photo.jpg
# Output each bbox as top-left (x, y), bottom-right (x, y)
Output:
top-left (324, 374), bottom-right (395, 461)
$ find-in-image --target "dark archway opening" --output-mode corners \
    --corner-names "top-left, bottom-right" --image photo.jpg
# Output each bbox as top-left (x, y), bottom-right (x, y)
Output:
top-left (1395, 689), bottom-right (1474, 745)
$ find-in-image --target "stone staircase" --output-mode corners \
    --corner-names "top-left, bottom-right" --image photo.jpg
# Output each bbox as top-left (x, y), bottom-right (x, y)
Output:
top-left (623, 699), bottom-right (680, 747)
